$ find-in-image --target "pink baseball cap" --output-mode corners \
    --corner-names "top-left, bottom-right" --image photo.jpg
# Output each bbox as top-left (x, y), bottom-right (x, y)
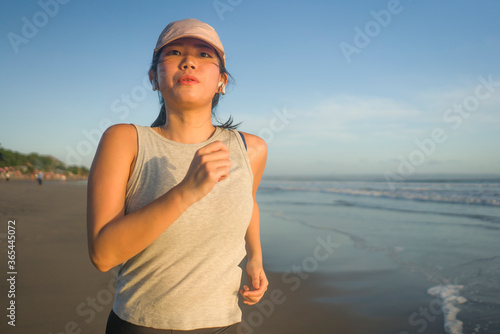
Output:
top-left (153, 18), bottom-right (225, 67)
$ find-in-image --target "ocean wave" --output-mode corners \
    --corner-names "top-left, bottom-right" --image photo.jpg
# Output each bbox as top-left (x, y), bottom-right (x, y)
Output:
top-left (331, 200), bottom-right (500, 225)
top-left (260, 182), bottom-right (500, 207)
top-left (262, 199), bottom-right (500, 225)
top-left (428, 285), bottom-right (467, 334)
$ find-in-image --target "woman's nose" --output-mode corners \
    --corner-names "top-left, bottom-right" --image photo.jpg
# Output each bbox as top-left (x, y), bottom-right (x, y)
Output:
top-left (180, 56), bottom-right (196, 70)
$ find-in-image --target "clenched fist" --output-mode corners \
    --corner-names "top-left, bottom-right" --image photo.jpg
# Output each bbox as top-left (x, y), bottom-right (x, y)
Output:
top-left (177, 140), bottom-right (231, 204)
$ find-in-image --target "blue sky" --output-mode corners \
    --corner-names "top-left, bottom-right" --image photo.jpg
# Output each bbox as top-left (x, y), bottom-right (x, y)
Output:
top-left (1, 0), bottom-right (500, 176)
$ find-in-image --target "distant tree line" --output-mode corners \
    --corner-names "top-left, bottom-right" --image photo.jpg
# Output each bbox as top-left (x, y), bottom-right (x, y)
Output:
top-left (0, 144), bottom-right (89, 175)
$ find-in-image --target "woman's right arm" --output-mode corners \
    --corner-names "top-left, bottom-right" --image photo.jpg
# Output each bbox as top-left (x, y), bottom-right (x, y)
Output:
top-left (86, 124), bottom-right (230, 272)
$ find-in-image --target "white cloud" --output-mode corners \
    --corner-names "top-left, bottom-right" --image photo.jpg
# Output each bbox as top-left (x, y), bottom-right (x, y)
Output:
top-left (238, 95), bottom-right (425, 148)
top-left (274, 95), bottom-right (424, 145)
top-left (313, 95), bottom-right (421, 123)
top-left (412, 79), bottom-right (500, 124)
top-left (238, 86), bottom-right (500, 175)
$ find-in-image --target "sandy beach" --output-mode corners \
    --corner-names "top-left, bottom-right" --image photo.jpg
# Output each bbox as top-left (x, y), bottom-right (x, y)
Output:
top-left (2, 179), bottom-right (497, 333)
top-left (0, 181), bottom-right (368, 334)
top-left (0, 180), bottom-right (389, 334)
top-left (0, 180), bottom-right (114, 333)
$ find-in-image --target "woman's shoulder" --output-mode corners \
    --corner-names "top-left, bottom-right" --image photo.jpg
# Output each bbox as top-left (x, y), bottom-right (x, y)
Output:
top-left (103, 123), bottom-right (137, 137)
top-left (92, 123), bottom-right (138, 176)
top-left (236, 131), bottom-right (267, 176)
top-left (98, 123), bottom-right (138, 155)
top-left (100, 123), bottom-right (140, 145)
top-left (237, 131), bottom-right (267, 154)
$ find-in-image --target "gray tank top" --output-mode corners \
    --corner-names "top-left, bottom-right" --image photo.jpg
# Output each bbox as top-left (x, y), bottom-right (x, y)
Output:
top-left (112, 124), bottom-right (254, 330)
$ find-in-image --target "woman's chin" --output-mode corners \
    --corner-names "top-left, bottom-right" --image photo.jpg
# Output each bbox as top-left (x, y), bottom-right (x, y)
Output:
top-left (167, 93), bottom-right (213, 109)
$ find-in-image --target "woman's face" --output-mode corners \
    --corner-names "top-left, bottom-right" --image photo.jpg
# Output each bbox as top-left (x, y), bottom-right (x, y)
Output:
top-left (154, 37), bottom-right (224, 111)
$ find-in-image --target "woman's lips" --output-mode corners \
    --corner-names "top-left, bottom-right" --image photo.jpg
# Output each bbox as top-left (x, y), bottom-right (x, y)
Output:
top-left (178, 75), bottom-right (199, 85)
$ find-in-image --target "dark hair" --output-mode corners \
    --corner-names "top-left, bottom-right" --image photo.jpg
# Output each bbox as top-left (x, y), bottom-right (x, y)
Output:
top-left (149, 47), bottom-right (240, 129)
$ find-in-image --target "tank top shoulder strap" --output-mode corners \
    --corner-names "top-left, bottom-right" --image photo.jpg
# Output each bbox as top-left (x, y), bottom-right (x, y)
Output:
top-left (237, 131), bottom-right (247, 150)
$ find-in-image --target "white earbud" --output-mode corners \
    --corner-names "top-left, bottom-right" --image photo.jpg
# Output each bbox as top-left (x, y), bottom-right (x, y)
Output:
top-left (218, 81), bottom-right (225, 95)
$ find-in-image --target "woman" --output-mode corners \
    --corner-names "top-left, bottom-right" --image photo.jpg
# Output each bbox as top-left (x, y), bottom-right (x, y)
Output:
top-left (86, 18), bottom-right (268, 333)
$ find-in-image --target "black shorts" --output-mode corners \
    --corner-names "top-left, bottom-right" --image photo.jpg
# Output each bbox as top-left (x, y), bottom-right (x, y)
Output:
top-left (106, 309), bottom-right (240, 334)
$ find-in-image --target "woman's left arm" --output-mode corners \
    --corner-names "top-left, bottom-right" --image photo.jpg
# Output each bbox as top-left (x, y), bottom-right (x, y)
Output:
top-left (239, 132), bottom-right (269, 305)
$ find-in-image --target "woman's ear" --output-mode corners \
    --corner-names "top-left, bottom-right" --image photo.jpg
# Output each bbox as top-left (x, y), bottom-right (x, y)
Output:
top-left (219, 73), bottom-right (229, 86)
top-left (218, 73), bottom-right (228, 94)
top-left (149, 69), bottom-right (157, 91)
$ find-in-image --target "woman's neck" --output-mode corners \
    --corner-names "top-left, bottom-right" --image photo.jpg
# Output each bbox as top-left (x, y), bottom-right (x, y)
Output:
top-left (159, 109), bottom-right (216, 144)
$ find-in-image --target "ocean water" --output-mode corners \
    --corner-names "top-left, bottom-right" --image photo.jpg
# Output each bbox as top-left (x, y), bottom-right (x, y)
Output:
top-left (257, 175), bottom-right (500, 334)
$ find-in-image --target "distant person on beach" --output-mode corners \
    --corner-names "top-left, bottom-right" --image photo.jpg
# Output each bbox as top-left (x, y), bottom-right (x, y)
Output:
top-left (5, 172), bottom-right (10, 181)
top-left (87, 19), bottom-right (268, 333)
top-left (37, 171), bottom-right (43, 185)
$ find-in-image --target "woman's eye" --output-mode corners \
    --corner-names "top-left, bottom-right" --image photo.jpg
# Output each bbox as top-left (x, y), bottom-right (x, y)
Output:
top-left (166, 50), bottom-right (181, 56)
top-left (200, 52), bottom-right (212, 58)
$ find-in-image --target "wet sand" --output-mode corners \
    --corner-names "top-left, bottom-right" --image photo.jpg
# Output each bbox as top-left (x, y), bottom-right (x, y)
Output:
top-left (0, 180), bottom-right (420, 333)
top-left (0, 180), bottom-right (114, 333)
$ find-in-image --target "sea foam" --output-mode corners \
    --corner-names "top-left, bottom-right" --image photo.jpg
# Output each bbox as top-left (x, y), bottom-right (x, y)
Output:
top-left (261, 180), bottom-right (500, 207)
top-left (427, 284), bottom-right (467, 334)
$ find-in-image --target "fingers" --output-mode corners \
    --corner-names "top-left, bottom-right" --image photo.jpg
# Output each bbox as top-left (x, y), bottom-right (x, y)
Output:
top-left (198, 153), bottom-right (231, 172)
top-left (203, 159), bottom-right (231, 182)
top-left (197, 147), bottom-right (229, 163)
top-left (252, 275), bottom-right (261, 289)
top-left (180, 140), bottom-right (231, 203)
top-left (196, 141), bottom-right (230, 170)
top-left (198, 140), bottom-right (229, 155)
top-left (239, 276), bottom-right (269, 305)
top-left (240, 263), bottom-right (269, 305)
top-left (239, 285), bottom-right (267, 305)
top-left (240, 286), bottom-right (255, 305)
top-left (196, 141), bottom-right (230, 183)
